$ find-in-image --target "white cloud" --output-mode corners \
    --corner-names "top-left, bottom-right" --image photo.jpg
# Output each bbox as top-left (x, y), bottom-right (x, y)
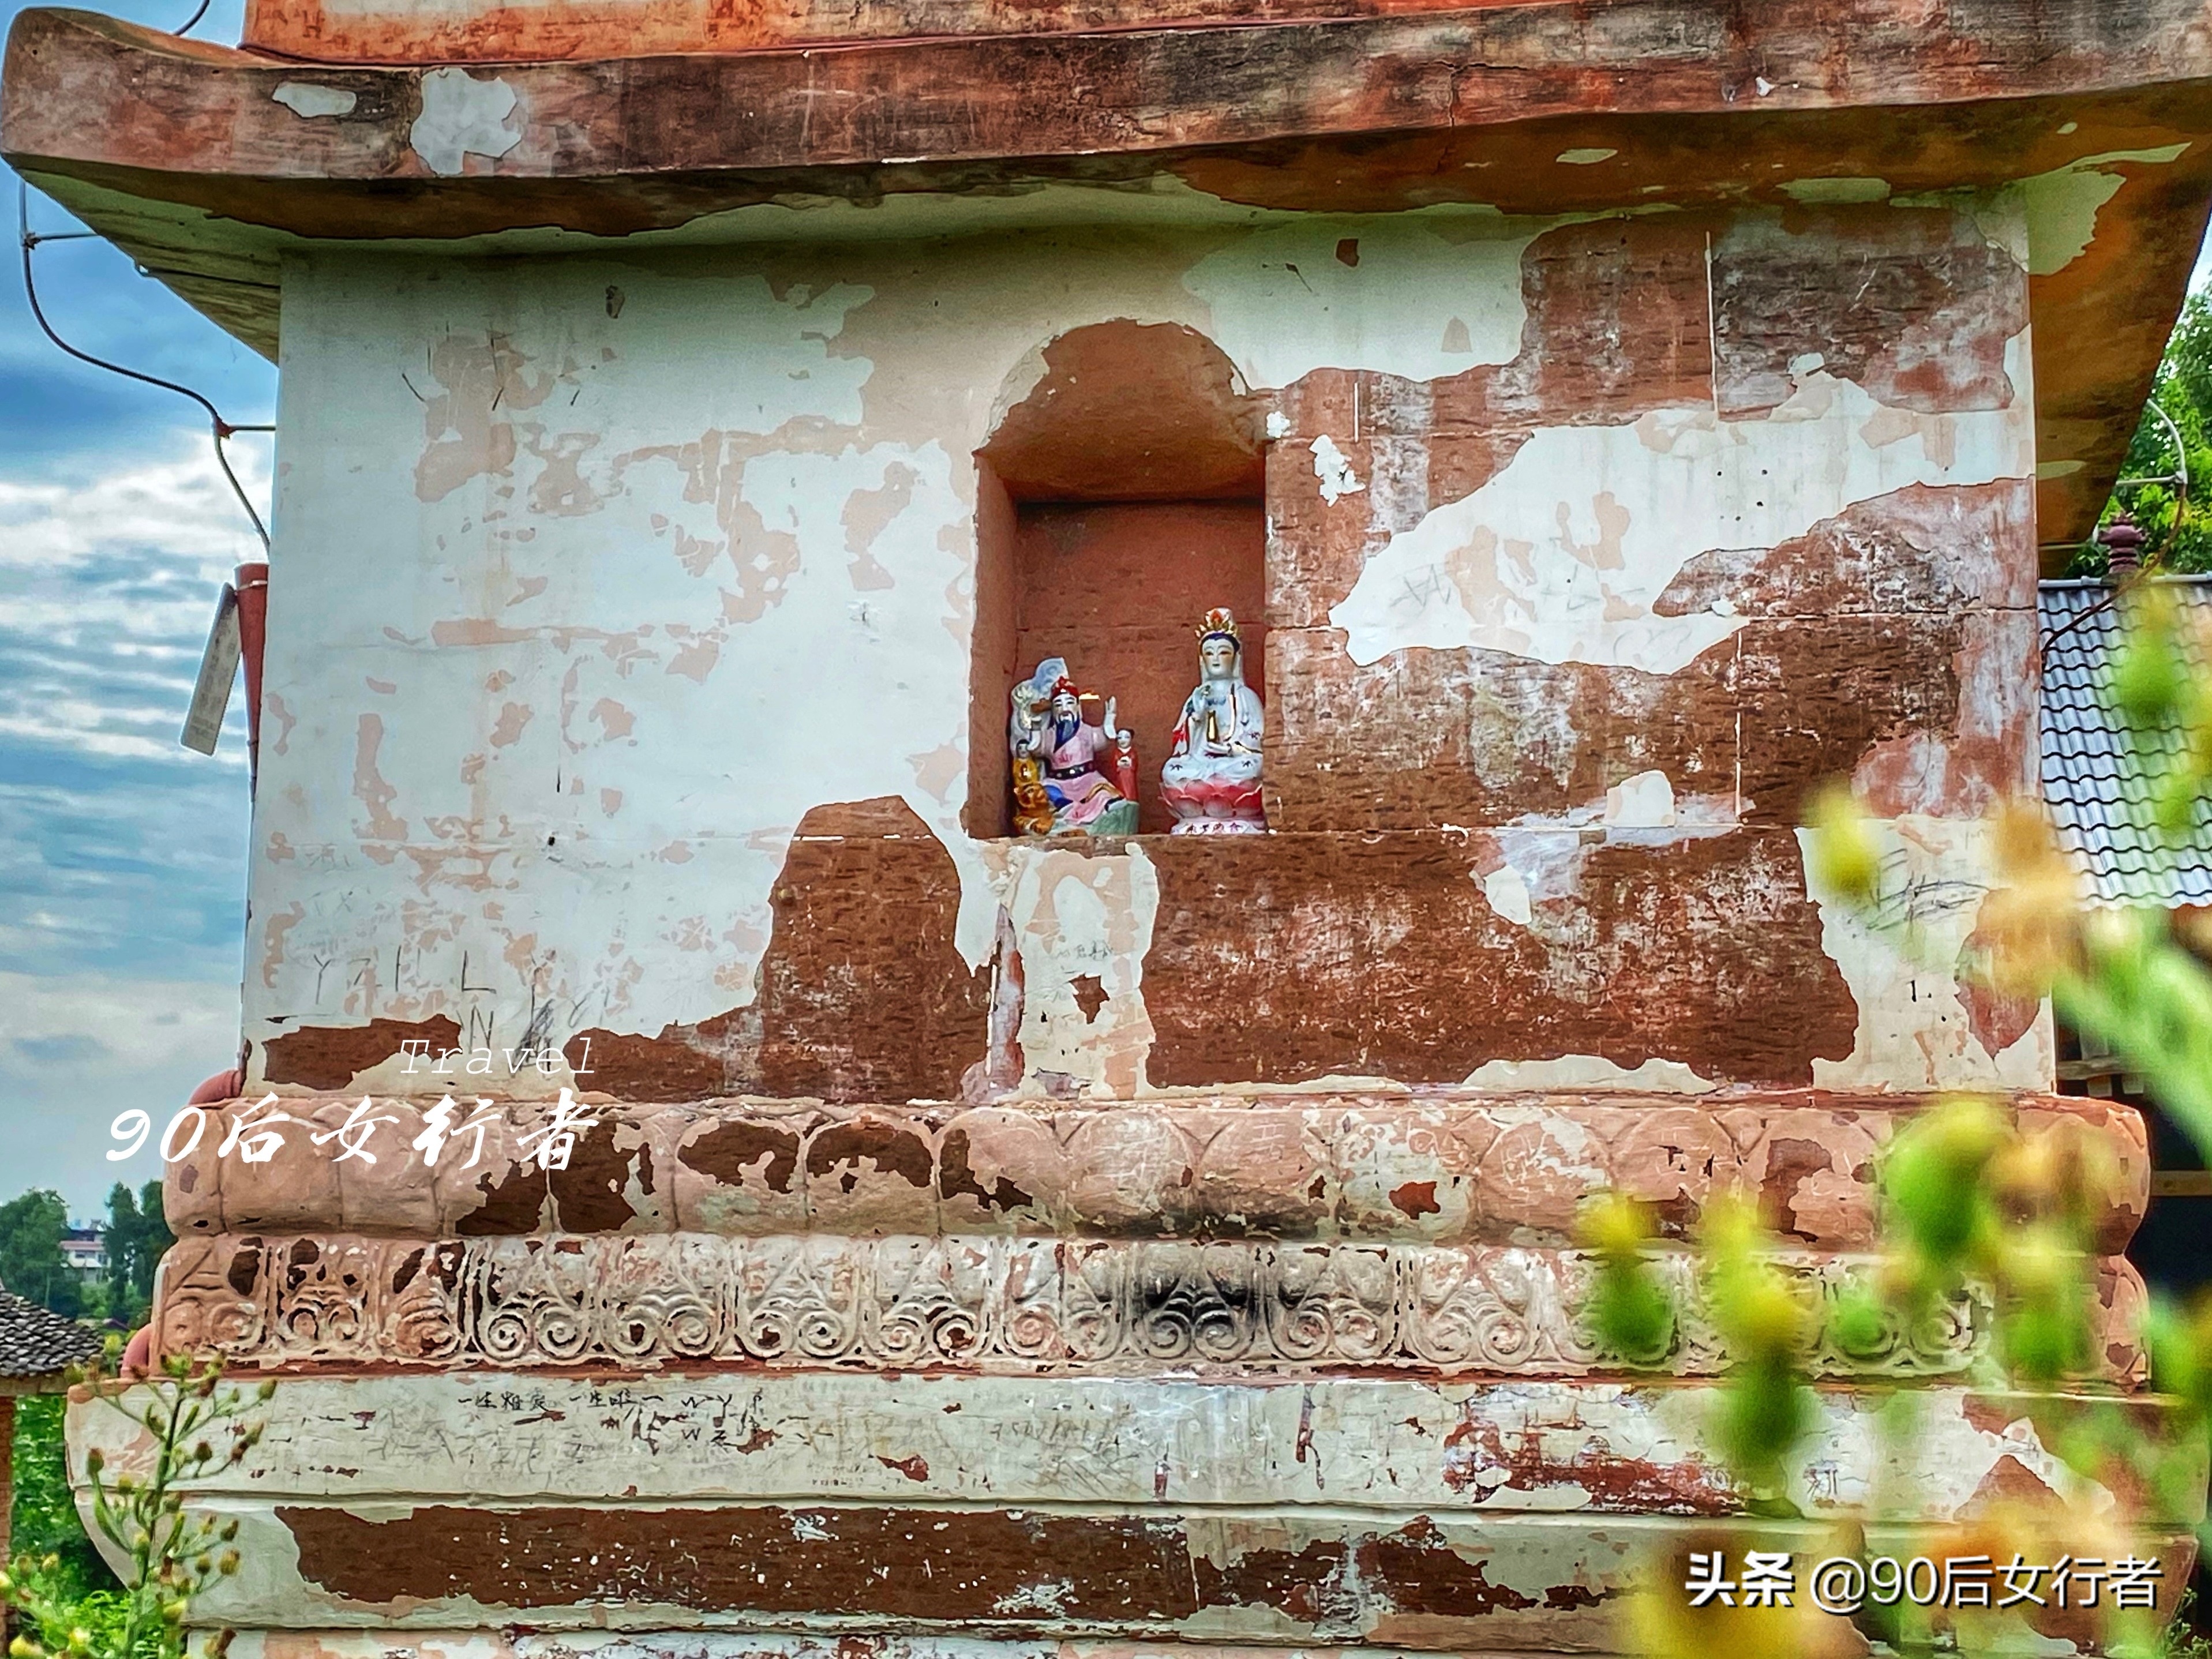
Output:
top-left (0, 410), bottom-right (254, 1193)
top-left (0, 439), bottom-right (269, 564)
top-left (0, 432), bottom-right (267, 768)
top-left (0, 970), bottom-right (240, 1217)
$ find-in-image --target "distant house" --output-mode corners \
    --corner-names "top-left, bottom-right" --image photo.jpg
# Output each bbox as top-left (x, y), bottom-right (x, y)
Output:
top-left (59, 1227), bottom-right (105, 1281)
top-left (2041, 573), bottom-right (2212, 1296)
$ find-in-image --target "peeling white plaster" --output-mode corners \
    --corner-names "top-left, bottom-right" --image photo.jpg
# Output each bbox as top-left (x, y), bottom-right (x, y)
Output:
top-left (272, 82), bottom-right (358, 119)
top-left (140, 1370), bottom-right (2120, 1639)
top-left (1779, 177), bottom-right (1890, 204)
top-left (1309, 434), bottom-right (1366, 504)
top-left (1003, 843), bottom-right (1160, 1096)
top-left (1487, 831), bottom-right (1595, 913)
top-left (2038, 459), bottom-right (2087, 479)
top-left (1797, 814), bottom-right (2054, 1093)
top-left (246, 213), bottom-right (2047, 1100)
top-left (1604, 770), bottom-right (1676, 829)
top-left (410, 67), bottom-right (522, 177)
top-left (255, 258), bottom-right (976, 1071)
top-left (253, 218), bottom-right (1569, 1074)
top-left (1330, 333), bottom-right (2035, 674)
top-left (1481, 865), bottom-right (1532, 928)
top-left (1474, 783), bottom-right (1744, 948)
top-left (1264, 410), bottom-right (1292, 440)
top-left (1554, 148), bottom-right (1618, 166)
top-left (1183, 215), bottom-right (1529, 388)
top-left (1464, 1054), bottom-right (1719, 1093)
top-left (2014, 145), bottom-right (2188, 277)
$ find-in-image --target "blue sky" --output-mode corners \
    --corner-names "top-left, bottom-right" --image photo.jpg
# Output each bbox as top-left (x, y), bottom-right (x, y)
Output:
top-left (3, 0), bottom-right (270, 1217)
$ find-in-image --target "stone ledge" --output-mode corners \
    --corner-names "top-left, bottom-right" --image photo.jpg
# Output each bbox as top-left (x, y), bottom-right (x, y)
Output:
top-left (166, 1091), bottom-right (2150, 1252)
top-left (70, 1372), bottom-right (2206, 1524)
top-left (9, 0), bottom-right (2212, 193)
top-left (134, 1508), bottom-right (2209, 1648)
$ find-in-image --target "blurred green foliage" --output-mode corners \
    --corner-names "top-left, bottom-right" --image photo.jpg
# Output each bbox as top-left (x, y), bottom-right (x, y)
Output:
top-left (1596, 585), bottom-right (2212, 1656)
top-left (10, 1398), bottom-right (119, 1604)
top-left (5, 1354), bottom-right (271, 1659)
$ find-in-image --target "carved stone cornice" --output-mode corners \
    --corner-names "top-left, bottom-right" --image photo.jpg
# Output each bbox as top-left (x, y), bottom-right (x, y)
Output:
top-left (166, 1090), bottom-right (2149, 1253)
top-left (153, 1230), bottom-right (2147, 1383)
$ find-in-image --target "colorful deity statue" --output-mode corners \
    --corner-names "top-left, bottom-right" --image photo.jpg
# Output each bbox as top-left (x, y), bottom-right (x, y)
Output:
top-left (1010, 658), bottom-right (1139, 836)
top-left (1161, 609), bottom-right (1268, 834)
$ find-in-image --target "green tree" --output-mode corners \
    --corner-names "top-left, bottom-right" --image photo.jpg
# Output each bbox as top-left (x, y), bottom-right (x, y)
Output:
top-left (100, 1185), bottom-right (170, 1330)
top-left (2079, 289), bottom-right (2212, 575)
top-left (102, 1187), bottom-right (137, 1327)
top-left (0, 1191), bottom-right (81, 1319)
top-left (134, 1184), bottom-right (170, 1313)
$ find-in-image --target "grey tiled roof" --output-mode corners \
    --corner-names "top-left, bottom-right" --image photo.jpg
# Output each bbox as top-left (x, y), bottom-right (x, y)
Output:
top-left (2041, 576), bottom-right (2212, 907)
top-left (0, 1289), bottom-right (100, 1380)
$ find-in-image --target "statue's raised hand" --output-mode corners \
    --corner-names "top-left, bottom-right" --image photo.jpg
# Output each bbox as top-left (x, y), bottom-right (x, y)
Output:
top-left (1103, 696), bottom-right (1119, 736)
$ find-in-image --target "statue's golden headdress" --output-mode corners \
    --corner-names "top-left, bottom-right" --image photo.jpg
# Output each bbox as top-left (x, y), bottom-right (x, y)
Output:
top-left (1196, 608), bottom-right (1242, 647)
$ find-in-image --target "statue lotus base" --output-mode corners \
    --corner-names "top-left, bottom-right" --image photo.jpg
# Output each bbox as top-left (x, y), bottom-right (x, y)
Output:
top-left (1168, 816), bottom-right (1268, 835)
top-left (1161, 771), bottom-right (1266, 836)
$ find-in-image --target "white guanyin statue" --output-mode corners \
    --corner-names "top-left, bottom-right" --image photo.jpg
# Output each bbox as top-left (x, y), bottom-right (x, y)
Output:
top-left (1160, 608), bottom-right (1268, 835)
top-left (1009, 657), bottom-right (1139, 838)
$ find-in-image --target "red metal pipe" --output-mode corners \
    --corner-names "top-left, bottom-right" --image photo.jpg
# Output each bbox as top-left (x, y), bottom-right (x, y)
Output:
top-left (234, 561), bottom-right (268, 771)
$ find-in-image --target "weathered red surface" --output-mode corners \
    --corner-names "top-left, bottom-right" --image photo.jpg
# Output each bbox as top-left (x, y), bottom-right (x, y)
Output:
top-left (983, 322), bottom-right (1266, 506)
top-left (241, 0), bottom-right (1493, 59)
top-left (1262, 205), bottom-right (2036, 822)
top-left (245, 1501), bottom-right (2198, 1647)
top-left (562, 797), bottom-right (988, 1102)
top-left (5, 6), bottom-right (2211, 546)
top-left (1146, 831), bottom-right (1852, 1085)
top-left (264, 1015), bottom-right (462, 1091)
top-left (237, 830), bottom-right (1864, 1095)
top-left (164, 1093), bottom-right (2152, 1251)
top-left (1267, 486), bottom-right (2035, 831)
top-left (14, 4), bottom-right (2210, 201)
top-left (271, 1502), bottom-right (1618, 1638)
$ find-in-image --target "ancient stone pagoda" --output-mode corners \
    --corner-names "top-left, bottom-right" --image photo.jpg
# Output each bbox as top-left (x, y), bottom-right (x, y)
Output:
top-left (9, 0), bottom-right (2212, 1648)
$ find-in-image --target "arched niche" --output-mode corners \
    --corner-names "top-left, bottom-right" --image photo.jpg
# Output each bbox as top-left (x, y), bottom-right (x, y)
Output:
top-left (966, 321), bottom-right (1268, 837)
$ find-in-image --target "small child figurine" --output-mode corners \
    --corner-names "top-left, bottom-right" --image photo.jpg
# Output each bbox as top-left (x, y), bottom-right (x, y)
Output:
top-left (1113, 730), bottom-right (1138, 807)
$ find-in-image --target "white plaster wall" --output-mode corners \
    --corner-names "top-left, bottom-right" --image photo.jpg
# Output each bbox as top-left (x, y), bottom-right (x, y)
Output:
top-left (254, 220), bottom-right (1539, 1087)
top-left (253, 200), bottom-right (2040, 1099)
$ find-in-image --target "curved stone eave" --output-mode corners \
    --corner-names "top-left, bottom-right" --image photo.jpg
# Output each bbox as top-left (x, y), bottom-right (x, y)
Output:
top-left (9, 1), bottom-right (2212, 543)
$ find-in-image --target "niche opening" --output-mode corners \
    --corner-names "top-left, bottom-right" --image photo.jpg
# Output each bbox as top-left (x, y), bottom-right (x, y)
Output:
top-left (966, 321), bottom-right (1268, 838)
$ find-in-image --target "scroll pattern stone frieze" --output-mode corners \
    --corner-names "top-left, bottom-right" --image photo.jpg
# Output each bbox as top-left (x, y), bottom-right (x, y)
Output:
top-left (154, 1231), bottom-right (2144, 1381)
top-left (166, 1091), bottom-right (2151, 1255)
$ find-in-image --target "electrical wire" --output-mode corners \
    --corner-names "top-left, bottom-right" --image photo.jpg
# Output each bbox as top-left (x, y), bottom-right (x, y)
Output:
top-left (18, 181), bottom-right (273, 551)
top-left (2040, 590), bottom-right (2119, 657)
top-left (174, 0), bottom-right (212, 33)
